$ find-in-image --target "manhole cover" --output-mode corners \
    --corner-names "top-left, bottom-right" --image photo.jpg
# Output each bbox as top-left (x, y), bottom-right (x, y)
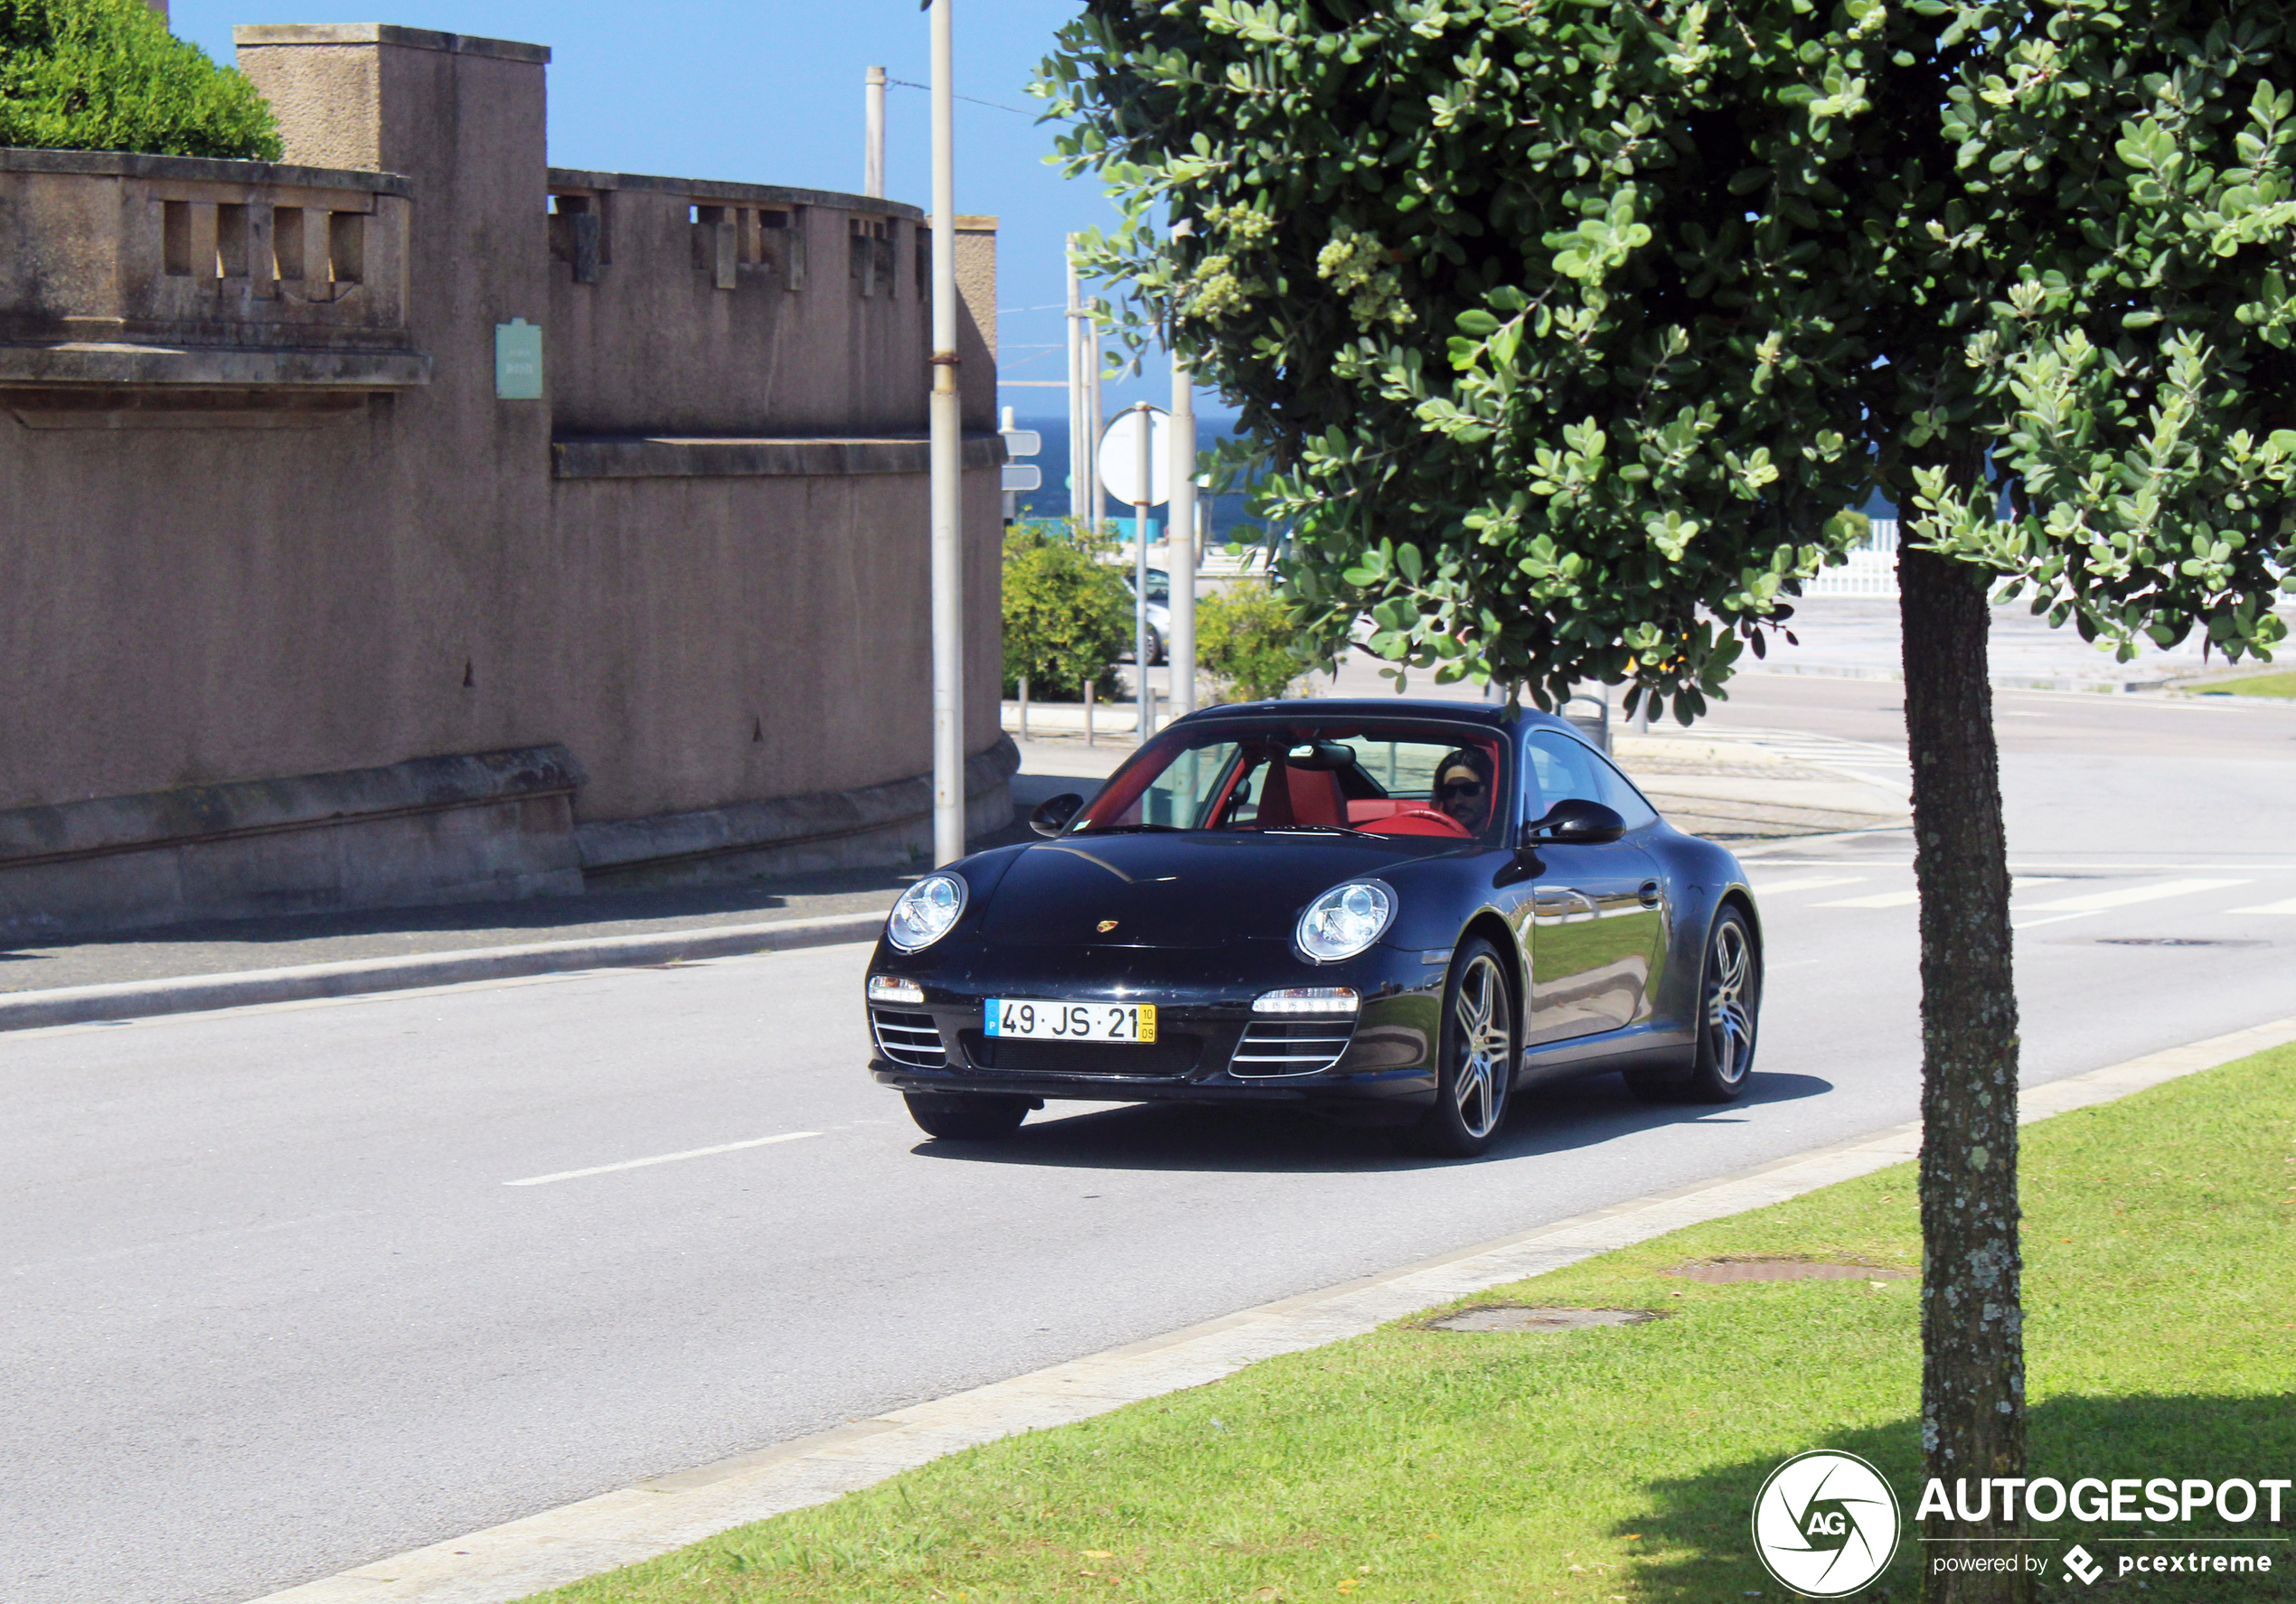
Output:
top-left (1424, 1306), bottom-right (1660, 1332)
top-left (2094, 938), bottom-right (2267, 949)
top-left (1665, 1259), bottom-right (1912, 1283)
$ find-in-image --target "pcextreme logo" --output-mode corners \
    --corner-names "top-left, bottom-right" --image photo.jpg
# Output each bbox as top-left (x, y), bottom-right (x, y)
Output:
top-left (1752, 1450), bottom-right (1905, 1597)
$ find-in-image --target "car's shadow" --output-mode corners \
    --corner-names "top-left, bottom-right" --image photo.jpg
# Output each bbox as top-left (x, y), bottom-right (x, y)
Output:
top-left (907, 1070), bottom-right (1835, 1174)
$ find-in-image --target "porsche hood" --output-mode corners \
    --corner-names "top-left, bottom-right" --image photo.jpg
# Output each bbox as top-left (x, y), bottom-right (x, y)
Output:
top-left (974, 831), bottom-right (1444, 948)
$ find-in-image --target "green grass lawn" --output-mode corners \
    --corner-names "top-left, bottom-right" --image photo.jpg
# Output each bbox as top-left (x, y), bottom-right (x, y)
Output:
top-left (531, 1046), bottom-right (2296, 1603)
top-left (2195, 670), bottom-right (2296, 699)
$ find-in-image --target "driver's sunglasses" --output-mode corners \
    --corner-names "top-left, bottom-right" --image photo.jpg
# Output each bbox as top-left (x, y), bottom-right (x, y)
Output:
top-left (1440, 779), bottom-right (1486, 796)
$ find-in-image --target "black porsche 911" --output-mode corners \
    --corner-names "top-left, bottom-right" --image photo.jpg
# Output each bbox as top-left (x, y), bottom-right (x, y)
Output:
top-left (863, 699), bottom-right (1761, 1157)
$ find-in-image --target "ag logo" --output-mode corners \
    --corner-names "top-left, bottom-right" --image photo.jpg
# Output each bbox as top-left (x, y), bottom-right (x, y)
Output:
top-left (1751, 1449), bottom-right (1902, 1597)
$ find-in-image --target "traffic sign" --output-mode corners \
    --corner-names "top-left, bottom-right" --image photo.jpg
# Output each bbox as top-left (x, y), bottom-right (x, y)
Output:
top-left (1096, 407), bottom-right (1171, 506)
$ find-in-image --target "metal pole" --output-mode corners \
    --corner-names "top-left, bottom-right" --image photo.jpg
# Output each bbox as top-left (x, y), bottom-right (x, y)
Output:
top-left (1086, 311), bottom-right (1105, 537)
top-left (927, 3), bottom-right (964, 866)
top-left (863, 66), bottom-right (886, 198)
top-left (1168, 356), bottom-right (1197, 718)
top-left (1133, 400), bottom-right (1153, 735)
top-left (1065, 238), bottom-right (1086, 524)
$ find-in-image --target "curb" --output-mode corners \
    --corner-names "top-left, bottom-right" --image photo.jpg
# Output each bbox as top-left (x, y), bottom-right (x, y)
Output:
top-left (250, 1012), bottom-right (2296, 1604)
top-left (0, 911), bottom-right (889, 1034)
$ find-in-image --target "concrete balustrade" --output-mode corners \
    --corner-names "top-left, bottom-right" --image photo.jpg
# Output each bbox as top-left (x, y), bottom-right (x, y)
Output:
top-left (0, 148), bottom-right (425, 421)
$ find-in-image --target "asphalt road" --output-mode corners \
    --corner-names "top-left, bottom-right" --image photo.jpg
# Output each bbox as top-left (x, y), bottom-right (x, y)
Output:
top-left (6, 680), bottom-right (2294, 1604)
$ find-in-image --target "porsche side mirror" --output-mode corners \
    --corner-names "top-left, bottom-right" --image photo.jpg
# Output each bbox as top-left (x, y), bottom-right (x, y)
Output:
top-left (1029, 793), bottom-right (1084, 838)
top-left (1518, 798), bottom-right (1625, 849)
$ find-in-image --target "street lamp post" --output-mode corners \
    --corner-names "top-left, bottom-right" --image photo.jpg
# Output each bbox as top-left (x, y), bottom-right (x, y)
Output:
top-left (1167, 357), bottom-right (1197, 718)
top-left (1065, 239), bottom-right (1087, 523)
top-left (863, 65), bottom-right (885, 198)
top-left (1131, 399), bottom-right (1153, 734)
top-left (927, 0), bottom-right (963, 866)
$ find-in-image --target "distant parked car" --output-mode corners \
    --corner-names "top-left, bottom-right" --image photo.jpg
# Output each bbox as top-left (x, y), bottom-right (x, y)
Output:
top-left (1121, 567), bottom-right (1171, 665)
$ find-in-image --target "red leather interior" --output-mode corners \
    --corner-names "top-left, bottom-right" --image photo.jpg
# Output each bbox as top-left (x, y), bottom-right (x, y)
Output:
top-left (1251, 764), bottom-right (1348, 828)
top-left (1361, 808), bottom-right (1472, 839)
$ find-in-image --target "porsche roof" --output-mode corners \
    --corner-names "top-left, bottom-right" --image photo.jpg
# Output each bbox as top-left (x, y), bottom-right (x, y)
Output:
top-left (1174, 698), bottom-right (1578, 732)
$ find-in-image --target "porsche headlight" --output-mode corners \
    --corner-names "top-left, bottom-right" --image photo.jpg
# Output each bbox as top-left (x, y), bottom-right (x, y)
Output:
top-left (886, 872), bottom-right (967, 952)
top-left (1295, 879), bottom-right (1395, 963)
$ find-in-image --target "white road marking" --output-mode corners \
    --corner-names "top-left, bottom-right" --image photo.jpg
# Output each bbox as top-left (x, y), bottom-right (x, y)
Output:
top-left (2228, 897), bottom-right (2296, 915)
top-left (1805, 877), bottom-right (2062, 912)
top-left (2017, 877), bottom-right (2250, 914)
top-left (1747, 875), bottom-right (1869, 895)
top-left (1813, 889), bottom-right (1920, 909)
top-left (504, 1131), bottom-right (821, 1187)
top-left (2014, 912), bottom-right (2105, 932)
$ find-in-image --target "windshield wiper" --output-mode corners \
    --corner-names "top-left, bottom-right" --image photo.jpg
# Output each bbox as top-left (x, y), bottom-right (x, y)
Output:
top-left (1259, 825), bottom-right (1375, 838)
top-left (1069, 823), bottom-right (1185, 835)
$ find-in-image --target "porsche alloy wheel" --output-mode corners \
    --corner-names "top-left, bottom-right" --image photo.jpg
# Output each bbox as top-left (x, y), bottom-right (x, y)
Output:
top-left (1698, 912), bottom-right (1758, 1095)
top-left (1398, 938), bottom-right (1514, 1157)
top-left (1626, 905), bottom-right (1760, 1104)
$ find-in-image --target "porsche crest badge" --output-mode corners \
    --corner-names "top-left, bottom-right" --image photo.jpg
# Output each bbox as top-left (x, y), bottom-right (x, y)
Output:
top-left (1096, 920), bottom-right (1119, 933)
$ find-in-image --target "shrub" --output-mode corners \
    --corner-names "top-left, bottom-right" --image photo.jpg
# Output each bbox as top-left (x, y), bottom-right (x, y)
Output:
top-left (1002, 522), bottom-right (1129, 702)
top-left (0, 0), bottom-right (282, 160)
top-left (1197, 580), bottom-right (1308, 703)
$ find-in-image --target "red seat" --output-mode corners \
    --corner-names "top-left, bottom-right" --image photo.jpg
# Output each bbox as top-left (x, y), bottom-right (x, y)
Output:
top-left (1253, 764), bottom-right (1348, 828)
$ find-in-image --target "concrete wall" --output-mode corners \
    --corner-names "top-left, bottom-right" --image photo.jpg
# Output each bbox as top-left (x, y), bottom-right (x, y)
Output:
top-left (0, 23), bottom-right (1007, 937)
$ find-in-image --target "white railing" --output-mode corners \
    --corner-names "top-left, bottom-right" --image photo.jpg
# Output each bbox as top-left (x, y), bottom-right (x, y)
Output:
top-left (1804, 518), bottom-right (1899, 596)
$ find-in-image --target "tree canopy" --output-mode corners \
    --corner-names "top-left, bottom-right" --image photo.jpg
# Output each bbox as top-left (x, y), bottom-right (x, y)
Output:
top-left (1, 0), bottom-right (281, 161)
top-left (1041, 0), bottom-right (2295, 718)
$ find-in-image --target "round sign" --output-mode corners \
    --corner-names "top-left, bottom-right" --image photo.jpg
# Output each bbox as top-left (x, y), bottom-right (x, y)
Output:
top-left (1097, 406), bottom-right (1171, 507)
top-left (1750, 1450), bottom-right (1902, 1597)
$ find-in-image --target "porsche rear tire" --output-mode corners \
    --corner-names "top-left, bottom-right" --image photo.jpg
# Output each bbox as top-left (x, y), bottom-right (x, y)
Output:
top-left (903, 1092), bottom-right (1030, 1140)
top-left (1626, 905), bottom-right (1759, 1104)
top-left (1395, 938), bottom-right (1515, 1158)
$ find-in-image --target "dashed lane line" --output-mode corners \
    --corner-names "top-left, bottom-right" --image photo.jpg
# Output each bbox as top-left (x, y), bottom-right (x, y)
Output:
top-left (503, 1131), bottom-right (821, 1188)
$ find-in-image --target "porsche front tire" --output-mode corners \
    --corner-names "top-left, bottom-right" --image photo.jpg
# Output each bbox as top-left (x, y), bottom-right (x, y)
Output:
top-left (1396, 938), bottom-right (1515, 1158)
top-left (903, 1092), bottom-right (1030, 1140)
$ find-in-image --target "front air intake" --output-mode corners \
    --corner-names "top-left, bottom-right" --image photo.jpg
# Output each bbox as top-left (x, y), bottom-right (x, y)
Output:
top-left (1229, 1018), bottom-right (1355, 1077)
top-left (870, 1008), bottom-right (946, 1068)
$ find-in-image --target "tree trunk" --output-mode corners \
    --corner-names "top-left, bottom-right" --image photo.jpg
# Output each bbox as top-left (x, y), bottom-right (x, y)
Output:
top-left (1898, 543), bottom-right (2027, 1601)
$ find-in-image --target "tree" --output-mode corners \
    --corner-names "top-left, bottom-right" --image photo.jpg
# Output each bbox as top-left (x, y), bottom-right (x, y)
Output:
top-left (1041, 4), bottom-right (2293, 1599)
top-left (1002, 521), bottom-right (1132, 701)
top-left (1197, 578), bottom-right (1310, 700)
top-left (0, 0), bottom-right (281, 160)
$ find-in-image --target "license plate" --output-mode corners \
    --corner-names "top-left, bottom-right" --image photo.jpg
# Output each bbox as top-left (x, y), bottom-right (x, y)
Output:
top-left (984, 999), bottom-right (1157, 1043)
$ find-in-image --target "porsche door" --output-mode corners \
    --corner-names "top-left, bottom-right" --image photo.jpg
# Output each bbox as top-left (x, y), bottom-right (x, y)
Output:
top-left (1520, 730), bottom-right (1666, 1044)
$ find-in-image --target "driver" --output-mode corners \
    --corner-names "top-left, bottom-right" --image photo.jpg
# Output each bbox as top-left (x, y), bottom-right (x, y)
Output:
top-left (1432, 747), bottom-right (1495, 830)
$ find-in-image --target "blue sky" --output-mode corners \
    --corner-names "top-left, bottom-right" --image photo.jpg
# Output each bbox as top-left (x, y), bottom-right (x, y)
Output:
top-left (170, 0), bottom-right (1202, 421)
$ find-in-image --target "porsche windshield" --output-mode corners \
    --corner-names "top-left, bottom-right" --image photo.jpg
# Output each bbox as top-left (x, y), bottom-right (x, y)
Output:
top-left (1071, 721), bottom-right (1509, 845)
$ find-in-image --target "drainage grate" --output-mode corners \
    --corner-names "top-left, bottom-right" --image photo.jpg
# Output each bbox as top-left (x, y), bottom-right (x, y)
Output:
top-left (1424, 1306), bottom-right (1661, 1332)
top-left (2094, 938), bottom-right (2268, 949)
top-left (1665, 1259), bottom-right (1911, 1283)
